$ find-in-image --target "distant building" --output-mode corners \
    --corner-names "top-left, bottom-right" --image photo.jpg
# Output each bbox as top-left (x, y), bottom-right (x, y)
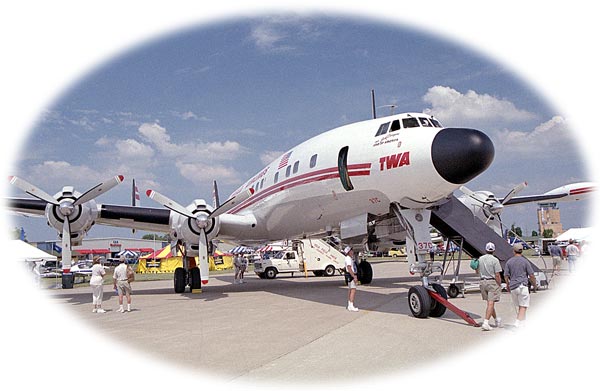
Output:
top-left (537, 202), bottom-right (564, 237)
top-left (34, 237), bottom-right (167, 260)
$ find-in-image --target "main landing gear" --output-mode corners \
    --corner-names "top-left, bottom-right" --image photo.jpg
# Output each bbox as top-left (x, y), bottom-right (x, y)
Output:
top-left (174, 256), bottom-right (203, 293)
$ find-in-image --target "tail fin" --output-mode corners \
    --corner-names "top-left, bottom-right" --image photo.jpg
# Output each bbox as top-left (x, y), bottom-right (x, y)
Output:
top-left (212, 180), bottom-right (220, 209)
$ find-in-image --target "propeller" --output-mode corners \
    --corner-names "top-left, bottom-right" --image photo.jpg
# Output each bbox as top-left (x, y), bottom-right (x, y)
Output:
top-left (9, 175), bottom-right (124, 271)
top-left (146, 187), bottom-right (254, 284)
top-left (459, 182), bottom-right (527, 225)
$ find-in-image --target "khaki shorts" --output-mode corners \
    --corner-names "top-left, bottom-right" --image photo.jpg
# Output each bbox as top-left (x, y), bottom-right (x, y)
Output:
top-left (510, 284), bottom-right (530, 307)
top-left (480, 279), bottom-right (501, 302)
top-left (116, 280), bottom-right (132, 295)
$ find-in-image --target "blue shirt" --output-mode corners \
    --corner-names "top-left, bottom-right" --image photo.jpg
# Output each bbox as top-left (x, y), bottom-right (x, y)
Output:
top-left (504, 255), bottom-right (534, 290)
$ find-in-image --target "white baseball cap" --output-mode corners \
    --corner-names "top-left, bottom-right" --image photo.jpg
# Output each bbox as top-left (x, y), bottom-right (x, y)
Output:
top-left (485, 242), bottom-right (495, 252)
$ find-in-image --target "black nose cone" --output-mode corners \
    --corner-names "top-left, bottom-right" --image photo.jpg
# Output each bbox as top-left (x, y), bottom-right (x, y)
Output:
top-left (431, 127), bottom-right (494, 184)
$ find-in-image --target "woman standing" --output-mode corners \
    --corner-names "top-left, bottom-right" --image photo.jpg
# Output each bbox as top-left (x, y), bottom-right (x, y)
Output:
top-left (90, 257), bottom-right (106, 313)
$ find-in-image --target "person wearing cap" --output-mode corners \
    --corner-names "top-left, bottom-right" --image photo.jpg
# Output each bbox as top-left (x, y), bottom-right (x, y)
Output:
top-left (565, 239), bottom-right (580, 273)
top-left (504, 243), bottom-right (536, 328)
top-left (344, 246), bottom-right (359, 312)
top-left (477, 242), bottom-right (503, 331)
top-left (113, 256), bottom-right (133, 313)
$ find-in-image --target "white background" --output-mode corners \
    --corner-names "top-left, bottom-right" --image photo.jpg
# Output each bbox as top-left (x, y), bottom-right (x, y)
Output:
top-left (1, 1), bottom-right (598, 390)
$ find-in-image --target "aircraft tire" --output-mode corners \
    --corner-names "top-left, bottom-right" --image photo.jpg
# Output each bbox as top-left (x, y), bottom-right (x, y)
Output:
top-left (174, 267), bottom-right (187, 293)
top-left (408, 286), bottom-right (431, 318)
top-left (358, 261), bottom-right (373, 284)
top-left (189, 267), bottom-right (201, 291)
top-left (429, 283), bottom-right (448, 318)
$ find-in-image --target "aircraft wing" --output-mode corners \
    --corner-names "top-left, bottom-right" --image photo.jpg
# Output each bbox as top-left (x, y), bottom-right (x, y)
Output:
top-left (501, 182), bottom-right (595, 206)
top-left (5, 197), bottom-right (172, 233)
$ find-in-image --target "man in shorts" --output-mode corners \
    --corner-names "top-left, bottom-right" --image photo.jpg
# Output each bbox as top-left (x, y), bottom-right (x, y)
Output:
top-left (548, 242), bottom-right (563, 275)
top-left (113, 256), bottom-right (133, 313)
top-left (344, 246), bottom-right (359, 312)
top-left (504, 243), bottom-right (537, 328)
top-left (477, 242), bottom-right (503, 331)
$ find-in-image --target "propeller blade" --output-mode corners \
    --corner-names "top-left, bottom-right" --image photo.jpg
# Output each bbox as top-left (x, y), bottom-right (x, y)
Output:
top-left (198, 230), bottom-right (210, 285)
top-left (212, 180), bottom-right (220, 209)
top-left (75, 175), bottom-right (124, 206)
top-left (210, 188), bottom-right (254, 218)
top-left (146, 189), bottom-right (196, 219)
top-left (501, 181), bottom-right (528, 205)
top-left (8, 176), bottom-right (59, 205)
top-left (61, 219), bottom-right (72, 272)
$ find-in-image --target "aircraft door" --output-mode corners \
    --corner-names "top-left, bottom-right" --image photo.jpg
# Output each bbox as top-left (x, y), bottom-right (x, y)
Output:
top-left (337, 146), bottom-right (354, 191)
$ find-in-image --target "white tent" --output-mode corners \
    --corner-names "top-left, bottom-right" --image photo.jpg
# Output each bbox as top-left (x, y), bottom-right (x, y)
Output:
top-left (8, 240), bottom-right (57, 262)
top-left (555, 227), bottom-right (594, 243)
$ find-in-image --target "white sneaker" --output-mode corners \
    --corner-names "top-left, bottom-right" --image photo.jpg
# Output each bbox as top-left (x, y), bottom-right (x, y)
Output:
top-left (481, 322), bottom-right (491, 331)
top-left (92, 308), bottom-right (97, 313)
top-left (117, 307), bottom-right (124, 313)
top-left (347, 305), bottom-right (359, 312)
top-left (495, 318), bottom-right (503, 328)
top-left (97, 308), bottom-right (106, 314)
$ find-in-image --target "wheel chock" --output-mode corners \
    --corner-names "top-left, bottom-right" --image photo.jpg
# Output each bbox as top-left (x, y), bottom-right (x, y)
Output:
top-left (428, 289), bottom-right (479, 327)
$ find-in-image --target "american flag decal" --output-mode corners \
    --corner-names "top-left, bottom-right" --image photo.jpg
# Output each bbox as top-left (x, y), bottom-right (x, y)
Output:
top-left (278, 151), bottom-right (293, 169)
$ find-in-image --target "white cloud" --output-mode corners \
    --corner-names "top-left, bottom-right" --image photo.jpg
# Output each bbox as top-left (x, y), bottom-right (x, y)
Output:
top-left (423, 86), bottom-right (536, 125)
top-left (28, 161), bottom-right (106, 189)
top-left (176, 161), bottom-right (241, 185)
top-left (494, 116), bottom-right (572, 153)
top-left (260, 150), bottom-right (284, 165)
top-left (138, 122), bottom-right (243, 160)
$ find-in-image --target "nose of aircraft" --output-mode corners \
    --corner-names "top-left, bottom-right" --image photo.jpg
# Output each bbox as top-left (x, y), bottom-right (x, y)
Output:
top-left (431, 127), bottom-right (494, 184)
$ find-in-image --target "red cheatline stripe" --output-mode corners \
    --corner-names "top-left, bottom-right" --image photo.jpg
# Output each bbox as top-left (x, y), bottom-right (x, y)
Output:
top-left (229, 163), bottom-right (371, 214)
top-left (570, 186), bottom-right (595, 195)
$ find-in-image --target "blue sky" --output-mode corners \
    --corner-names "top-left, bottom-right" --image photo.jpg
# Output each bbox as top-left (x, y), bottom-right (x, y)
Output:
top-left (9, 15), bottom-right (590, 240)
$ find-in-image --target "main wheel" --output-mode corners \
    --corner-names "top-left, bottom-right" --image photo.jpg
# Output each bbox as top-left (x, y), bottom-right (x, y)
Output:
top-left (174, 267), bottom-right (187, 293)
top-left (357, 261), bottom-right (373, 284)
top-left (408, 286), bottom-right (431, 318)
top-left (189, 267), bottom-right (201, 292)
top-left (429, 283), bottom-right (448, 318)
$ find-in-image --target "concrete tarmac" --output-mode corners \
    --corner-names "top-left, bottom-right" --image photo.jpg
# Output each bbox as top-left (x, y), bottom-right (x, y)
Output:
top-left (44, 258), bottom-right (563, 386)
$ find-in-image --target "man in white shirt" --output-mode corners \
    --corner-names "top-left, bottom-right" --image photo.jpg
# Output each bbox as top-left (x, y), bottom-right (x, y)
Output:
top-left (344, 246), bottom-right (359, 312)
top-left (113, 257), bottom-right (133, 313)
top-left (565, 239), bottom-right (580, 273)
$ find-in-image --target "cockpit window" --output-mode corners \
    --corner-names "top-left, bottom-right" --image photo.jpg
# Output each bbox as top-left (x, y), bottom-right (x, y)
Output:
top-left (402, 117), bottom-right (420, 128)
top-left (375, 122), bottom-right (390, 137)
top-left (419, 117), bottom-right (433, 127)
top-left (390, 119), bottom-right (400, 132)
top-left (430, 117), bottom-right (442, 128)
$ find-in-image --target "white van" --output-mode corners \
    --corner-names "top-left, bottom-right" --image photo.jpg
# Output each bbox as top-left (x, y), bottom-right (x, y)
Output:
top-left (254, 239), bottom-right (346, 279)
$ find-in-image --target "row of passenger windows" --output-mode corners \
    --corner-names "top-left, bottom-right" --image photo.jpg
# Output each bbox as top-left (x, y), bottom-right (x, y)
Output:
top-left (375, 116), bottom-right (442, 137)
top-left (250, 153), bottom-right (319, 192)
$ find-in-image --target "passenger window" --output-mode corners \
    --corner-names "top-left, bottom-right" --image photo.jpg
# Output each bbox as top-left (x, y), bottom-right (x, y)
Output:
top-left (292, 161), bottom-right (299, 174)
top-left (310, 154), bottom-right (318, 168)
top-left (274, 172), bottom-right (279, 184)
top-left (402, 118), bottom-right (420, 128)
top-left (286, 165), bottom-right (291, 178)
top-left (419, 117), bottom-right (433, 127)
top-left (375, 122), bottom-right (390, 137)
top-left (260, 178), bottom-right (265, 189)
top-left (390, 120), bottom-right (400, 132)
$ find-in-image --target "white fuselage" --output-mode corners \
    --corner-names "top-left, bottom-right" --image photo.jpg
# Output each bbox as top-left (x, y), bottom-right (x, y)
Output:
top-left (217, 113), bottom-right (492, 243)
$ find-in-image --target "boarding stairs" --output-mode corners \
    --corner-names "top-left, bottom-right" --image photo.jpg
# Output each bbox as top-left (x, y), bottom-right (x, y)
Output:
top-left (430, 194), bottom-right (540, 272)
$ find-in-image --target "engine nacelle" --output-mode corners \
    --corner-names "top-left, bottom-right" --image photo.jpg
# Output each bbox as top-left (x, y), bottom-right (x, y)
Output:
top-left (169, 199), bottom-right (221, 256)
top-left (45, 187), bottom-right (98, 246)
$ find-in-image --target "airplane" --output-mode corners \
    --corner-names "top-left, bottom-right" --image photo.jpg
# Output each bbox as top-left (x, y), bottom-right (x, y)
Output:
top-left (7, 111), bottom-right (572, 319)
top-left (457, 182), bottom-right (596, 236)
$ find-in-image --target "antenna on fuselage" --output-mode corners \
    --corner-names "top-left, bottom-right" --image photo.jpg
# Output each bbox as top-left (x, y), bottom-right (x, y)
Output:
top-left (371, 89), bottom-right (377, 119)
